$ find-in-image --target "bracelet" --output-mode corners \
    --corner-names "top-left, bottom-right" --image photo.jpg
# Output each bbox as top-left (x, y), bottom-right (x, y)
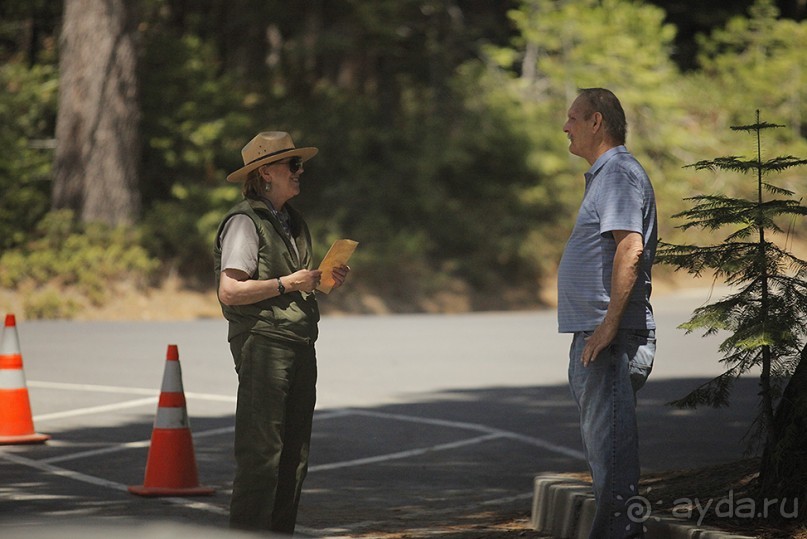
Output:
top-left (277, 277), bottom-right (285, 295)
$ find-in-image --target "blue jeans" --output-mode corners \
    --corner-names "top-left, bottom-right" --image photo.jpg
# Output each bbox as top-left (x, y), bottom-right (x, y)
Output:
top-left (568, 329), bottom-right (655, 539)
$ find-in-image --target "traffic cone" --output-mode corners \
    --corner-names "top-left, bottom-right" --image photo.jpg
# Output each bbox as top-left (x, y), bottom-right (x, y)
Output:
top-left (128, 344), bottom-right (214, 496)
top-left (0, 314), bottom-right (50, 445)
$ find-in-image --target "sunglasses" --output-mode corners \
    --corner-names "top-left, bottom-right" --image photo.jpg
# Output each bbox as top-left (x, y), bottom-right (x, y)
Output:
top-left (273, 156), bottom-right (303, 174)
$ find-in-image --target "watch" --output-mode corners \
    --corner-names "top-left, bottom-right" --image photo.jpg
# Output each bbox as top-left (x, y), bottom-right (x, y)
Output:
top-left (277, 277), bottom-right (285, 295)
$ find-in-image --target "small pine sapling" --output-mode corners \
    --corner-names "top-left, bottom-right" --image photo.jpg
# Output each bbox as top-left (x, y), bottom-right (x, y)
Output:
top-left (658, 110), bottom-right (807, 512)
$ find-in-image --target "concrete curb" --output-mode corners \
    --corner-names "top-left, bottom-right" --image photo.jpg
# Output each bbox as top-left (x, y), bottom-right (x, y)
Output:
top-left (531, 474), bottom-right (755, 539)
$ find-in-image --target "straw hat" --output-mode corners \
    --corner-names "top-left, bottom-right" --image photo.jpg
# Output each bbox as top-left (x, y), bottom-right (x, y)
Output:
top-left (226, 131), bottom-right (318, 183)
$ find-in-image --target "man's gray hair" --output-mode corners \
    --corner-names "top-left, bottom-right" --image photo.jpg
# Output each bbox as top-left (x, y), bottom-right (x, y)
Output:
top-left (577, 88), bottom-right (627, 146)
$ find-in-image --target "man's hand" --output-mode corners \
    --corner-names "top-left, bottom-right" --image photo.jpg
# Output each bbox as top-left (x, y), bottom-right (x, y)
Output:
top-left (581, 319), bottom-right (618, 367)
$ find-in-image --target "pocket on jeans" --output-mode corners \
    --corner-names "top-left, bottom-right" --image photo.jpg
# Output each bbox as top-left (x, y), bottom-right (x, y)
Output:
top-left (627, 331), bottom-right (656, 392)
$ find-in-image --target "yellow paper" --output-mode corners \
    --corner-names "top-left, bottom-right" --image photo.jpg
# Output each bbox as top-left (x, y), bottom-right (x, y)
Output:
top-left (317, 239), bottom-right (358, 293)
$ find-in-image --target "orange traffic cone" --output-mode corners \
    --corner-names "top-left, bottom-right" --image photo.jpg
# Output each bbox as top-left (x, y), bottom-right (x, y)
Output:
top-left (0, 314), bottom-right (50, 445)
top-left (128, 344), bottom-right (214, 496)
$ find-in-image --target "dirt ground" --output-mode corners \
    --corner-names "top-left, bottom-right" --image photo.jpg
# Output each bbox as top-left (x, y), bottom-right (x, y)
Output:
top-left (343, 459), bottom-right (806, 539)
top-left (346, 514), bottom-right (546, 539)
top-left (0, 267), bottom-right (737, 323)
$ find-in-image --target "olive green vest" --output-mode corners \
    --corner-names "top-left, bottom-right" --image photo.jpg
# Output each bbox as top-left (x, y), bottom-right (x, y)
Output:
top-left (213, 198), bottom-right (319, 345)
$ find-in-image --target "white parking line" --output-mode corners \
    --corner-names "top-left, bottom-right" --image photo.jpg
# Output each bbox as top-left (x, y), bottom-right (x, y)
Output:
top-left (5, 380), bottom-right (584, 536)
top-left (40, 439), bottom-right (151, 464)
top-left (34, 397), bottom-right (159, 422)
top-left (40, 426), bottom-right (238, 465)
top-left (349, 409), bottom-right (586, 460)
top-left (309, 432), bottom-right (503, 472)
top-left (0, 451), bottom-right (232, 519)
top-left (28, 380), bottom-right (238, 403)
top-left (28, 381), bottom-right (584, 461)
top-left (1, 450), bottom-right (130, 492)
top-left (28, 380), bottom-right (160, 396)
top-left (26, 380), bottom-right (585, 467)
top-left (25, 385), bottom-right (354, 466)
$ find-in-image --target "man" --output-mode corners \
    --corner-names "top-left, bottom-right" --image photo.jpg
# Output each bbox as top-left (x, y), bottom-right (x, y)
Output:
top-left (558, 88), bottom-right (657, 538)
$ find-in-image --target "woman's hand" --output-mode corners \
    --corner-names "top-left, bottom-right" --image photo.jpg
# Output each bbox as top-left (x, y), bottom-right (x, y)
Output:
top-left (286, 269), bottom-right (323, 293)
top-left (330, 264), bottom-right (351, 290)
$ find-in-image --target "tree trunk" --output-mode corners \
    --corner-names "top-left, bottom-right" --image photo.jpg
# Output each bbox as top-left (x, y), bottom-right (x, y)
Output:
top-left (52, 0), bottom-right (141, 225)
top-left (759, 342), bottom-right (807, 520)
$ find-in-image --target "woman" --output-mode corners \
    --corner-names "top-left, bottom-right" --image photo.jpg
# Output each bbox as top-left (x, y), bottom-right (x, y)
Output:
top-left (214, 131), bottom-right (349, 533)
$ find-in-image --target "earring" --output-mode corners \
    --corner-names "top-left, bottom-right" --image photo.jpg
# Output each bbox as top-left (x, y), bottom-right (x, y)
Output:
top-left (264, 182), bottom-right (272, 192)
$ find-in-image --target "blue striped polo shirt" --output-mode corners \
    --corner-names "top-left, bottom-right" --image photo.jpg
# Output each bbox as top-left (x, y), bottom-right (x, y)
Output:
top-left (557, 146), bottom-right (657, 333)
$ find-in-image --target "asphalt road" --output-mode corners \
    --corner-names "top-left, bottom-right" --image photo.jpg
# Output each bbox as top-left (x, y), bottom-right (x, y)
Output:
top-left (0, 289), bottom-right (760, 538)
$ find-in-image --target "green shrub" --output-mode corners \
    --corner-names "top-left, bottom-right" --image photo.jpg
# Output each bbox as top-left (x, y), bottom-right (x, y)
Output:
top-left (140, 184), bottom-right (240, 287)
top-left (0, 61), bottom-right (57, 250)
top-left (0, 210), bottom-right (159, 318)
top-left (23, 287), bottom-right (81, 320)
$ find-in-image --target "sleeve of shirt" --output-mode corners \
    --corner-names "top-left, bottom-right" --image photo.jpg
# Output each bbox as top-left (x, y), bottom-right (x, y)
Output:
top-left (219, 214), bottom-right (259, 276)
top-left (597, 166), bottom-right (644, 238)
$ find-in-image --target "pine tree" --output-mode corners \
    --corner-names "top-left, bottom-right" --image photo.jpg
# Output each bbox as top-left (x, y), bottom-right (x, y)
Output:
top-left (52, 0), bottom-right (141, 225)
top-left (658, 110), bottom-right (807, 511)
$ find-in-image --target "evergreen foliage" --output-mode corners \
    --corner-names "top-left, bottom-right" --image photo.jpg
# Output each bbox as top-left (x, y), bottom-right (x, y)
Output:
top-left (0, 61), bottom-right (57, 250)
top-left (0, 210), bottom-right (159, 318)
top-left (1, 0), bottom-right (807, 317)
top-left (657, 111), bottom-right (807, 466)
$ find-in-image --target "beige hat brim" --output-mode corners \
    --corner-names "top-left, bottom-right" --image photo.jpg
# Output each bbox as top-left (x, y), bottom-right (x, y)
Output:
top-left (226, 147), bottom-right (318, 183)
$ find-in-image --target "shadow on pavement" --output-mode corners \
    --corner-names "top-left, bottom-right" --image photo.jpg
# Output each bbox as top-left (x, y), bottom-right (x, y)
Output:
top-left (0, 377), bottom-right (761, 537)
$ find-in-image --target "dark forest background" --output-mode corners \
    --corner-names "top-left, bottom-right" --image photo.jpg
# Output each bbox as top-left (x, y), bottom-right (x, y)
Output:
top-left (0, 0), bottom-right (805, 318)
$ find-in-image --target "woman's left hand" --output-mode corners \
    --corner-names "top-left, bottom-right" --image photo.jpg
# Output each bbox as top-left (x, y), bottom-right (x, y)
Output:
top-left (330, 264), bottom-right (351, 290)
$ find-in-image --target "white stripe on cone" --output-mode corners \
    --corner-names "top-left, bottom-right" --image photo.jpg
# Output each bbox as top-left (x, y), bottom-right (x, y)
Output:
top-left (154, 405), bottom-right (189, 429)
top-left (0, 369), bottom-right (27, 389)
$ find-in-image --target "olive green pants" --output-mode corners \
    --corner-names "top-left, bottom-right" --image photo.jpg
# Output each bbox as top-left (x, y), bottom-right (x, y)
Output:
top-left (229, 333), bottom-right (317, 534)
